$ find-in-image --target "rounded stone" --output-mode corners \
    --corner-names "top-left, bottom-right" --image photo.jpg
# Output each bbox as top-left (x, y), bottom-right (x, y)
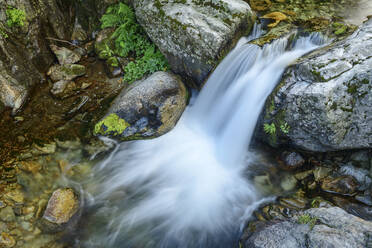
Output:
top-left (94, 71), bottom-right (188, 140)
top-left (41, 188), bottom-right (79, 233)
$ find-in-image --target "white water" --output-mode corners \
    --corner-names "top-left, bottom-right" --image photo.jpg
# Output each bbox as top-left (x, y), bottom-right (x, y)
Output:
top-left (79, 31), bottom-right (323, 248)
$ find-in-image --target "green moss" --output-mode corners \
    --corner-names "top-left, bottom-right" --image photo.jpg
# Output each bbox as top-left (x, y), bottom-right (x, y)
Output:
top-left (346, 84), bottom-right (359, 94)
top-left (360, 79), bottom-right (369, 84)
top-left (298, 214), bottom-right (317, 229)
top-left (94, 113), bottom-right (130, 136)
top-left (332, 22), bottom-right (347, 36)
top-left (330, 102), bottom-right (337, 110)
top-left (340, 106), bottom-right (353, 112)
top-left (6, 7), bottom-right (26, 27)
top-left (62, 64), bottom-right (86, 76)
top-left (0, 28), bottom-right (8, 38)
top-left (268, 99), bottom-right (275, 113)
top-left (311, 70), bottom-right (326, 82)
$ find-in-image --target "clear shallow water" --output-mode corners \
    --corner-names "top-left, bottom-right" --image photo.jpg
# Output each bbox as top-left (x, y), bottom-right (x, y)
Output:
top-left (75, 31), bottom-right (324, 248)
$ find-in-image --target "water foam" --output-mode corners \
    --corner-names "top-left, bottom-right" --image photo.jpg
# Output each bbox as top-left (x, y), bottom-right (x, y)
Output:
top-left (78, 31), bottom-right (323, 248)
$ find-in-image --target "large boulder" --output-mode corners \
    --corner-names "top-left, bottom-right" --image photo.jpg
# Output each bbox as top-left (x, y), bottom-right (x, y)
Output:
top-left (244, 207), bottom-right (372, 248)
top-left (133, 0), bottom-right (255, 88)
top-left (259, 18), bottom-right (372, 152)
top-left (94, 71), bottom-right (187, 140)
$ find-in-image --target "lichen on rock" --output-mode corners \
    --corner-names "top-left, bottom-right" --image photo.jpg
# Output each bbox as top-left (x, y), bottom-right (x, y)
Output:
top-left (94, 113), bottom-right (130, 136)
top-left (94, 71), bottom-right (187, 140)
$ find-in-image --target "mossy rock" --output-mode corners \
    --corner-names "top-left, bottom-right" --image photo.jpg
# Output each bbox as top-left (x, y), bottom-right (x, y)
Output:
top-left (94, 71), bottom-right (188, 140)
top-left (47, 64), bottom-right (86, 82)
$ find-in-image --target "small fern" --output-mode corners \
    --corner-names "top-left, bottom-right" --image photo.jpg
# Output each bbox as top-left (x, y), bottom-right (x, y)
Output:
top-left (280, 122), bottom-right (290, 134)
top-left (264, 123), bottom-right (276, 135)
top-left (101, 3), bottom-right (168, 83)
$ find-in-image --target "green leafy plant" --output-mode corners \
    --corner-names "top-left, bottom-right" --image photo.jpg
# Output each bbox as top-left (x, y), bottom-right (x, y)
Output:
top-left (6, 7), bottom-right (26, 27)
top-left (101, 2), bottom-right (168, 83)
top-left (280, 122), bottom-right (290, 134)
top-left (298, 214), bottom-right (317, 229)
top-left (264, 123), bottom-right (276, 135)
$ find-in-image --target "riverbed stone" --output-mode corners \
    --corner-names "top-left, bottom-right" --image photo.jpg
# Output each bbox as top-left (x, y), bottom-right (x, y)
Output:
top-left (50, 45), bottom-right (81, 65)
top-left (50, 80), bottom-right (79, 99)
top-left (259, 18), bottom-right (372, 151)
top-left (0, 63), bottom-right (28, 114)
top-left (47, 64), bottom-right (86, 82)
top-left (94, 71), bottom-right (187, 140)
top-left (244, 221), bottom-right (309, 248)
top-left (41, 188), bottom-right (79, 233)
top-left (0, 232), bottom-right (16, 248)
top-left (321, 175), bottom-right (358, 195)
top-left (0, 207), bottom-right (15, 222)
top-left (338, 164), bottom-right (371, 191)
top-left (313, 166), bottom-right (332, 182)
top-left (133, 0), bottom-right (255, 88)
top-left (280, 151), bottom-right (305, 170)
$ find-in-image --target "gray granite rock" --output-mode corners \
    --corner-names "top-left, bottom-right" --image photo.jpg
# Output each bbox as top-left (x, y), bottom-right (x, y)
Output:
top-left (260, 18), bottom-right (372, 151)
top-left (244, 207), bottom-right (372, 248)
top-left (133, 0), bottom-right (255, 88)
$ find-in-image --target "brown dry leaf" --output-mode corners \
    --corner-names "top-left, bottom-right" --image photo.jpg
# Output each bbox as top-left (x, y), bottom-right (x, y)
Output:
top-left (261, 12), bottom-right (288, 27)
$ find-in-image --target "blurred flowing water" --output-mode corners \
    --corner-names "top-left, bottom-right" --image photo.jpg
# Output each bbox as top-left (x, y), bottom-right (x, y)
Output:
top-left (76, 30), bottom-right (324, 248)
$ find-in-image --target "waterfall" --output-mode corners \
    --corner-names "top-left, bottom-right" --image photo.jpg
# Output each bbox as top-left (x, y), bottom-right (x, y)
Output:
top-left (77, 30), bottom-right (323, 248)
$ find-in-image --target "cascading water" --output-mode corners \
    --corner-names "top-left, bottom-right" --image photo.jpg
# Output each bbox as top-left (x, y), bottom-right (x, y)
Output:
top-left (77, 30), bottom-right (324, 248)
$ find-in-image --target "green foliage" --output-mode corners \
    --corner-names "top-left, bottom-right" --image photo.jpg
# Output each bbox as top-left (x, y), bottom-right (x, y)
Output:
top-left (264, 123), bottom-right (276, 135)
top-left (0, 28), bottom-right (8, 38)
top-left (6, 7), bottom-right (26, 27)
top-left (280, 122), bottom-right (290, 134)
top-left (298, 214), bottom-right (317, 229)
top-left (100, 2), bottom-right (168, 83)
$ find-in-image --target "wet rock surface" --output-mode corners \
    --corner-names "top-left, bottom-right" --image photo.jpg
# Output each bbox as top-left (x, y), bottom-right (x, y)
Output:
top-left (260, 18), bottom-right (372, 151)
top-left (280, 151), bottom-right (305, 170)
top-left (0, 1), bottom-right (371, 247)
top-left (244, 207), bottom-right (372, 248)
top-left (133, 0), bottom-right (255, 88)
top-left (0, 0), bottom-right (75, 113)
top-left (50, 45), bottom-right (82, 65)
top-left (47, 64), bottom-right (86, 82)
top-left (41, 188), bottom-right (79, 233)
top-left (50, 80), bottom-right (79, 99)
top-left (321, 175), bottom-right (359, 196)
top-left (95, 71), bottom-right (187, 140)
